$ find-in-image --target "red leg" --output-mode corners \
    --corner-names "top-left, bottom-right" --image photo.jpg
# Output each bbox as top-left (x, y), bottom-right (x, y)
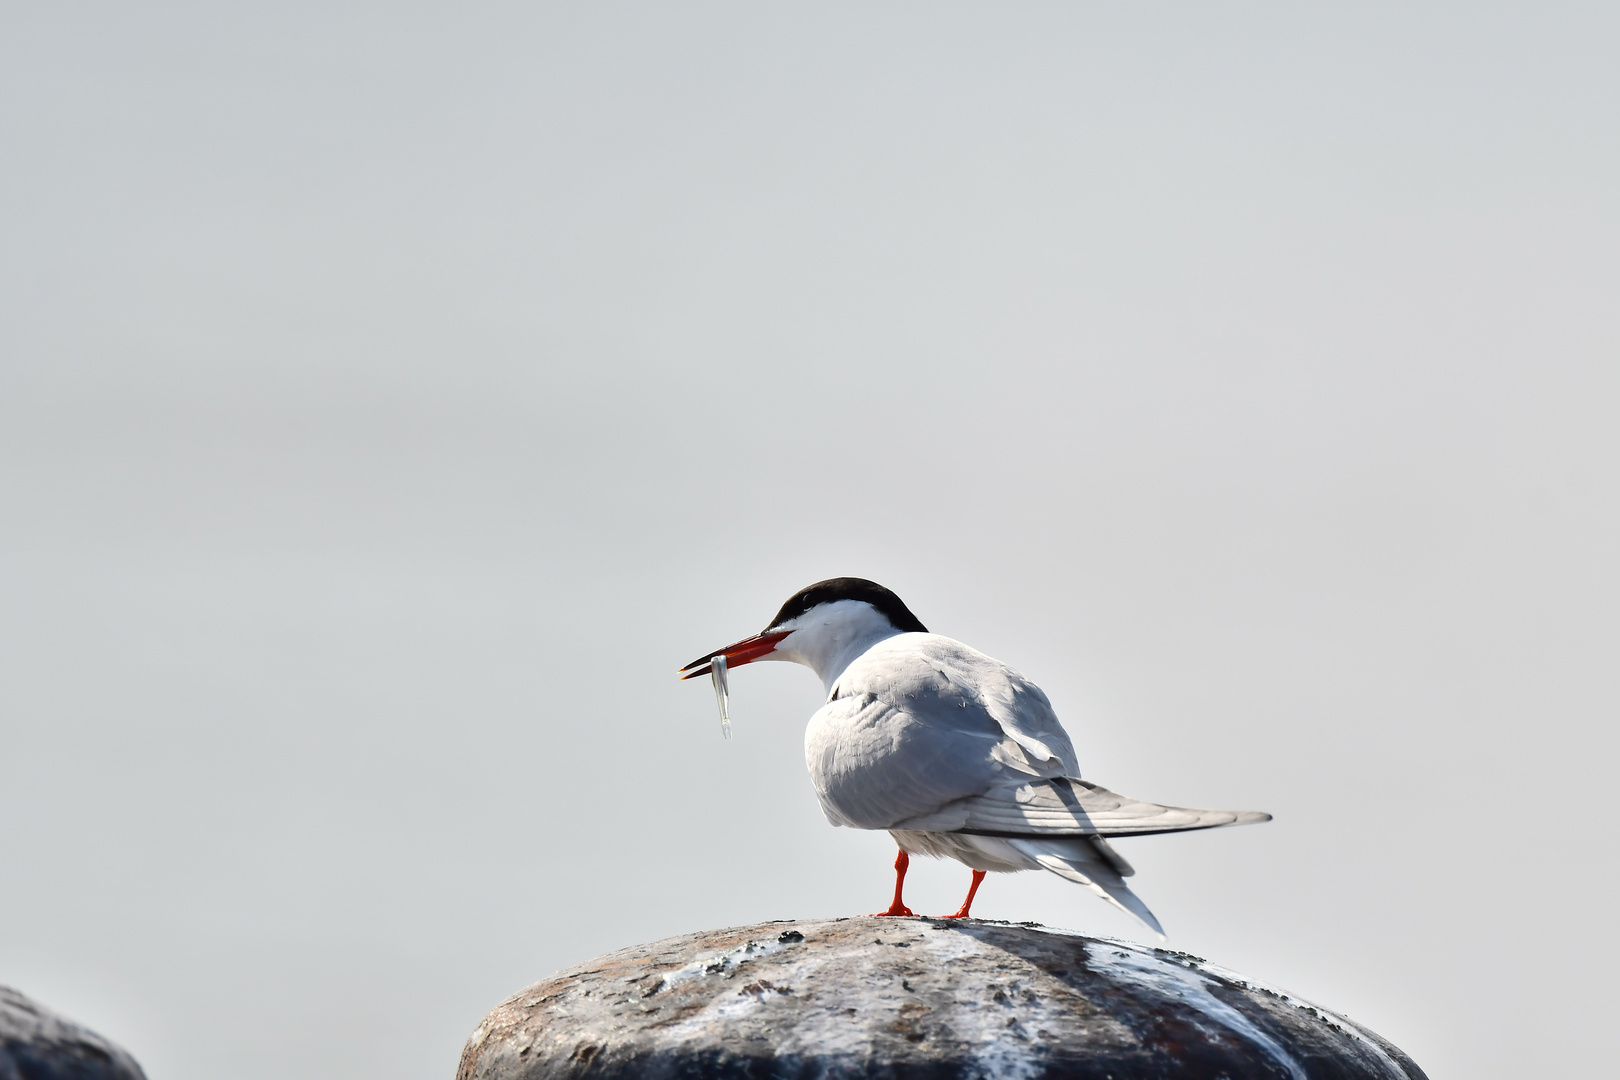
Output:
top-left (868, 848), bottom-right (915, 917)
top-left (940, 869), bottom-right (987, 919)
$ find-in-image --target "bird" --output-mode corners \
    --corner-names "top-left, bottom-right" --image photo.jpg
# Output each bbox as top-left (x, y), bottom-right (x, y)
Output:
top-left (679, 577), bottom-right (1269, 936)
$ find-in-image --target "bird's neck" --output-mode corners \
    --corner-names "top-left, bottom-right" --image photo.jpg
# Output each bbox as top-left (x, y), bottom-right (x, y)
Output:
top-left (771, 606), bottom-right (908, 692)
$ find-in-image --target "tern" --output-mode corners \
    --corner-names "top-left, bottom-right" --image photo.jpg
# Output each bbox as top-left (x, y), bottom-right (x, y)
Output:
top-left (680, 577), bottom-right (1269, 935)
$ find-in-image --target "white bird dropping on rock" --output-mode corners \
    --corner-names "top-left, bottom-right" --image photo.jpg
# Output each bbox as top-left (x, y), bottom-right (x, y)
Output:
top-left (710, 651), bottom-right (731, 739)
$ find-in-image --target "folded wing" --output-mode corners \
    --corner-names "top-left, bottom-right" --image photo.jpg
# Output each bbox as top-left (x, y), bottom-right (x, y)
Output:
top-left (806, 634), bottom-right (1269, 839)
top-left (894, 776), bottom-right (1272, 836)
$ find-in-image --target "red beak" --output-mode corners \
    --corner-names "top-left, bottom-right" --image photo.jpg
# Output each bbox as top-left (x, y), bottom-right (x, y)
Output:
top-left (678, 631), bottom-right (791, 681)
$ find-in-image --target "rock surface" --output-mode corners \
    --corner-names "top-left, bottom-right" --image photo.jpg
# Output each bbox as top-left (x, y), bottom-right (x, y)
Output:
top-left (0, 987), bottom-right (146, 1080)
top-left (458, 918), bottom-right (1426, 1080)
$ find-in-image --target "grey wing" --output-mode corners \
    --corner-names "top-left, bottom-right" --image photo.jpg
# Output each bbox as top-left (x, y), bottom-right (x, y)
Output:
top-left (804, 634), bottom-right (1269, 839)
top-left (894, 776), bottom-right (1272, 837)
top-left (972, 657), bottom-right (1081, 776)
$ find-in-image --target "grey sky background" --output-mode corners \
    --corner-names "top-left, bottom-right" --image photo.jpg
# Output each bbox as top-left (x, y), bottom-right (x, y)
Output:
top-left (2, 4), bottom-right (1615, 1078)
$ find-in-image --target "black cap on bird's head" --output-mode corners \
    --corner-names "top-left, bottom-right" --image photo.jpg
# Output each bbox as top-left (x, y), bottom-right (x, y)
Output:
top-left (679, 577), bottom-right (927, 680)
top-left (763, 577), bottom-right (927, 636)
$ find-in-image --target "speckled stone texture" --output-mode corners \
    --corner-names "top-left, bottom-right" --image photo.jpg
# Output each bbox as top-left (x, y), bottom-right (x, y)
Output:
top-left (458, 918), bottom-right (1426, 1080)
top-left (0, 987), bottom-right (146, 1080)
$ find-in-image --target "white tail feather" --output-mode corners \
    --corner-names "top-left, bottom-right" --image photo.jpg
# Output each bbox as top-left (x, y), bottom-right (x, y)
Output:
top-left (1007, 836), bottom-right (1166, 939)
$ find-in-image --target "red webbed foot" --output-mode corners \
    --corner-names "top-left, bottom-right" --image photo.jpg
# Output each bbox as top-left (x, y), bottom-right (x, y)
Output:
top-left (869, 848), bottom-right (915, 917)
top-left (868, 902), bottom-right (916, 917)
top-left (937, 869), bottom-right (987, 919)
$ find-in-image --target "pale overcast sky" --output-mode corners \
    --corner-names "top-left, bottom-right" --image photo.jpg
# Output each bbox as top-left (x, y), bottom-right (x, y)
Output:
top-left (1, 5), bottom-right (1615, 1079)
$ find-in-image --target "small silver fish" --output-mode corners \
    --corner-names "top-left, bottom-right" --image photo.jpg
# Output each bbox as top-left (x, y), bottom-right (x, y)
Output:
top-left (710, 651), bottom-right (731, 739)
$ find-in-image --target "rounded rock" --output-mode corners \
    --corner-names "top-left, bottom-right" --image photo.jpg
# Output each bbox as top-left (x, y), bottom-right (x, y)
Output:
top-left (0, 986), bottom-right (147, 1080)
top-left (457, 918), bottom-right (1426, 1080)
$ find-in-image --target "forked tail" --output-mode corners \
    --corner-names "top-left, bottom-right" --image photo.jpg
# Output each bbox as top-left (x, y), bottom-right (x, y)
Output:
top-left (1006, 834), bottom-right (1166, 939)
